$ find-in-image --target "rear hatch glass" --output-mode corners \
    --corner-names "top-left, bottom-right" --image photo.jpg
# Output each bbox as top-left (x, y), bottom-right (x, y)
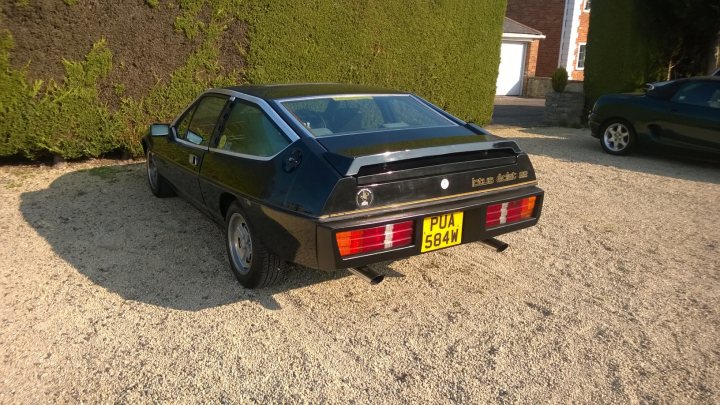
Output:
top-left (279, 94), bottom-right (457, 137)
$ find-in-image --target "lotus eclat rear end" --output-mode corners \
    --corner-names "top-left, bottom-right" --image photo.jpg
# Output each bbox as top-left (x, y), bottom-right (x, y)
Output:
top-left (143, 83), bottom-right (543, 288)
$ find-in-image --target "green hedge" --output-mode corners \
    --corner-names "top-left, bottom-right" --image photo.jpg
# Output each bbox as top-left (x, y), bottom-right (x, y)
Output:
top-left (583, 1), bottom-right (656, 106)
top-left (0, 0), bottom-right (506, 160)
top-left (246, 1), bottom-right (505, 123)
top-left (0, 34), bottom-right (121, 159)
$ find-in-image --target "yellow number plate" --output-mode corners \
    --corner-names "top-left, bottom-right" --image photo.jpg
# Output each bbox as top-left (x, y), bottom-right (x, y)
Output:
top-left (421, 211), bottom-right (464, 253)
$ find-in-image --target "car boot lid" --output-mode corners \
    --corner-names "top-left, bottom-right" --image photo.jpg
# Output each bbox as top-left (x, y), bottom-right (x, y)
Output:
top-left (317, 126), bottom-right (523, 176)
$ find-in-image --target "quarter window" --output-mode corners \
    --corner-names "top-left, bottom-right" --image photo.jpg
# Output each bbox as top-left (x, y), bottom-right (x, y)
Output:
top-left (218, 101), bottom-right (291, 157)
top-left (181, 95), bottom-right (227, 145)
top-left (176, 107), bottom-right (194, 140)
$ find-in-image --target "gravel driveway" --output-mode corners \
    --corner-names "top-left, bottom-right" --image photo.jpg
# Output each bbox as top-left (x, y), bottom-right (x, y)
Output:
top-left (1, 127), bottom-right (718, 403)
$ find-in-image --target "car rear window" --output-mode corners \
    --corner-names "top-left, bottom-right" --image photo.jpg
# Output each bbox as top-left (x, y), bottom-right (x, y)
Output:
top-left (280, 95), bottom-right (456, 137)
top-left (646, 80), bottom-right (685, 100)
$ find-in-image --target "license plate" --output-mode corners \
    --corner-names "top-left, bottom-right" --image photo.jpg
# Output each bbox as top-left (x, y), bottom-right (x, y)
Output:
top-left (421, 211), bottom-right (464, 253)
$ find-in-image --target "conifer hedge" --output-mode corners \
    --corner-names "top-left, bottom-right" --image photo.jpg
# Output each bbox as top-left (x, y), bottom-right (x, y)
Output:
top-left (0, 0), bottom-right (506, 160)
top-left (583, 1), bottom-right (656, 106)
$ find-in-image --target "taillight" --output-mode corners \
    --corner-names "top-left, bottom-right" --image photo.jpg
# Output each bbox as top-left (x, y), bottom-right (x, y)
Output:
top-left (486, 196), bottom-right (536, 228)
top-left (336, 221), bottom-right (414, 257)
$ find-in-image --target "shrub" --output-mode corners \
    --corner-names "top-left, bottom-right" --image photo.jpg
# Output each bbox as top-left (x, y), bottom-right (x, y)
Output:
top-left (551, 67), bottom-right (569, 92)
top-left (0, 34), bottom-right (120, 160)
top-left (0, 31), bottom-right (33, 157)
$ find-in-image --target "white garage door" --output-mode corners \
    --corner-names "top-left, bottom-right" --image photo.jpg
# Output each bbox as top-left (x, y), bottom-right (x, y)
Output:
top-left (496, 41), bottom-right (526, 96)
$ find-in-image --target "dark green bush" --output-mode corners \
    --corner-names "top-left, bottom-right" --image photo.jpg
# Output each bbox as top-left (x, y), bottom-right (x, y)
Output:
top-left (584, 1), bottom-right (657, 106)
top-left (584, 0), bottom-right (719, 107)
top-left (551, 67), bottom-right (568, 92)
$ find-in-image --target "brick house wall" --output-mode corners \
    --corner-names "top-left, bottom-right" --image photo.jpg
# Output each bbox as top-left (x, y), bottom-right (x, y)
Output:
top-left (506, 0), bottom-right (566, 78)
top-left (506, 0), bottom-right (590, 81)
top-left (525, 40), bottom-right (540, 79)
top-left (571, 2), bottom-right (590, 80)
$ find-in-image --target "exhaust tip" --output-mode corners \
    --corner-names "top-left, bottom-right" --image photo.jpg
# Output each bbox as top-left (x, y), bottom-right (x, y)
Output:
top-left (348, 266), bottom-right (384, 285)
top-left (481, 237), bottom-right (509, 252)
top-left (368, 275), bottom-right (385, 285)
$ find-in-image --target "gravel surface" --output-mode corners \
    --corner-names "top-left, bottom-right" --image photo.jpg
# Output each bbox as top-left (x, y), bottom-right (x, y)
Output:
top-left (1, 127), bottom-right (719, 403)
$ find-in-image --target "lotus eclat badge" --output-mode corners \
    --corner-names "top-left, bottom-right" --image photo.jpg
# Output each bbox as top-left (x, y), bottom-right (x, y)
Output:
top-left (356, 188), bottom-right (374, 207)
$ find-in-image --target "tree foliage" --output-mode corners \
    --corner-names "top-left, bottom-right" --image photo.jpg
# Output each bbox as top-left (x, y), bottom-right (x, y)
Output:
top-left (644, 0), bottom-right (720, 79)
top-left (585, 0), bottom-right (720, 105)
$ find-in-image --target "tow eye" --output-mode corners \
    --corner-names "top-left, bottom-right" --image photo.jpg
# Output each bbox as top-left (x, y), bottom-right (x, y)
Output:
top-left (348, 266), bottom-right (384, 284)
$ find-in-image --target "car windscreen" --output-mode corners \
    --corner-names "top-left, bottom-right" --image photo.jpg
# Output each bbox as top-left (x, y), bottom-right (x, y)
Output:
top-left (280, 95), bottom-right (457, 137)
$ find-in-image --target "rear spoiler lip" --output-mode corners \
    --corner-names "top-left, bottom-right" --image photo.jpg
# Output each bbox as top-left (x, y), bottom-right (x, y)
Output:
top-left (325, 140), bottom-right (523, 176)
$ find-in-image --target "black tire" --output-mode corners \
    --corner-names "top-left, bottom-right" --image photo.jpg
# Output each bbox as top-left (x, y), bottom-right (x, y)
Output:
top-left (225, 202), bottom-right (283, 288)
top-left (600, 119), bottom-right (636, 155)
top-left (146, 150), bottom-right (175, 197)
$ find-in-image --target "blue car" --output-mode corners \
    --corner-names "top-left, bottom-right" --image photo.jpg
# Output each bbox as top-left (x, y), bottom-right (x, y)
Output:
top-left (588, 77), bottom-right (720, 155)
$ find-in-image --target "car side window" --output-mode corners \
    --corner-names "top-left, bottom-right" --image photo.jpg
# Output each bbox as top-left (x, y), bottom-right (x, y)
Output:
top-left (182, 96), bottom-right (227, 145)
top-left (218, 101), bottom-right (291, 157)
top-left (672, 82), bottom-right (720, 109)
top-left (175, 107), bottom-right (194, 140)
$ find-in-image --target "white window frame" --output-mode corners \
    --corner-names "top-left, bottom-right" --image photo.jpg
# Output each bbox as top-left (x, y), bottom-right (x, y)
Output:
top-left (584, 0), bottom-right (591, 12)
top-left (576, 43), bottom-right (587, 70)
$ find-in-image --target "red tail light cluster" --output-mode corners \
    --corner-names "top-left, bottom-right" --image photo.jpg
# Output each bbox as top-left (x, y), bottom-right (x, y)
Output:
top-left (486, 196), bottom-right (536, 228)
top-left (336, 221), bottom-right (414, 257)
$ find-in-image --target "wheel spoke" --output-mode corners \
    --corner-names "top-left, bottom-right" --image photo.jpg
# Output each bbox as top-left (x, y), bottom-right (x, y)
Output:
top-left (228, 213), bottom-right (253, 274)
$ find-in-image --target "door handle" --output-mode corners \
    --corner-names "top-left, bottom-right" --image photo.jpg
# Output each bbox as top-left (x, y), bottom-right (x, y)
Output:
top-left (189, 154), bottom-right (200, 166)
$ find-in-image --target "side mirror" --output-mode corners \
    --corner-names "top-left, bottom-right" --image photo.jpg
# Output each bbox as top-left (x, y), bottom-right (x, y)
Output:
top-left (643, 83), bottom-right (655, 93)
top-left (150, 123), bottom-right (170, 137)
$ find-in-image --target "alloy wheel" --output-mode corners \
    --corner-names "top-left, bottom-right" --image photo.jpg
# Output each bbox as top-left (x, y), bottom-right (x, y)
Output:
top-left (228, 213), bottom-right (253, 275)
top-left (146, 152), bottom-right (159, 190)
top-left (603, 122), bottom-right (631, 152)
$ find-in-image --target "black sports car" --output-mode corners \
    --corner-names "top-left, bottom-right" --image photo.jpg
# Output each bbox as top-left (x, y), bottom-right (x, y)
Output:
top-left (142, 84), bottom-right (544, 288)
top-left (589, 77), bottom-right (720, 155)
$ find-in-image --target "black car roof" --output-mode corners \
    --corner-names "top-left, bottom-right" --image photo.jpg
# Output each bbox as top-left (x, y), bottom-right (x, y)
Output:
top-left (664, 76), bottom-right (720, 85)
top-left (223, 83), bottom-right (406, 100)
top-left (646, 76), bottom-right (720, 98)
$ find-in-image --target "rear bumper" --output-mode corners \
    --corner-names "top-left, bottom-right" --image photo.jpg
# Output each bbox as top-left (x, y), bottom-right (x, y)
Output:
top-left (314, 185), bottom-right (544, 270)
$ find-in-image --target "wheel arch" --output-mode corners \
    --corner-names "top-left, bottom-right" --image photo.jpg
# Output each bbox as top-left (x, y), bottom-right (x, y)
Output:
top-left (219, 192), bottom-right (238, 220)
top-left (600, 116), bottom-right (635, 133)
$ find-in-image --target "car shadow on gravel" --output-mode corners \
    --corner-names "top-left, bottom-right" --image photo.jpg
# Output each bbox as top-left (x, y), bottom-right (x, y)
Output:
top-left (19, 163), bottom-right (400, 311)
top-left (510, 127), bottom-right (720, 184)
